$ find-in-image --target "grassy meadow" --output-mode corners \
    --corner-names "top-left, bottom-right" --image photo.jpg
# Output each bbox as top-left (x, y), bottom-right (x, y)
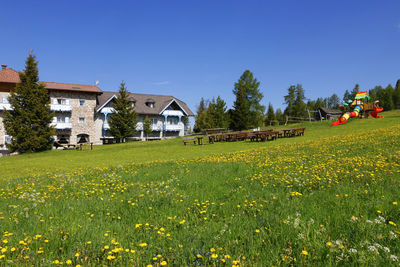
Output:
top-left (0, 110), bottom-right (399, 266)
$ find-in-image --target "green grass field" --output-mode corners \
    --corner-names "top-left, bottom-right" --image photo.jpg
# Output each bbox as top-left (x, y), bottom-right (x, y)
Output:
top-left (0, 111), bottom-right (399, 266)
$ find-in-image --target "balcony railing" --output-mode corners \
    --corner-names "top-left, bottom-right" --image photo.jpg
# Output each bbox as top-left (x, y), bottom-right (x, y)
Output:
top-left (165, 124), bottom-right (182, 131)
top-left (103, 122), bottom-right (110, 129)
top-left (50, 104), bottom-right (72, 112)
top-left (51, 122), bottom-right (72, 129)
top-left (0, 103), bottom-right (12, 110)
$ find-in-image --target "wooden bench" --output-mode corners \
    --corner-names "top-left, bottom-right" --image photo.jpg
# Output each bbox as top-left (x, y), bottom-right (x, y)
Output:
top-left (183, 137), bottom-right (197, 146)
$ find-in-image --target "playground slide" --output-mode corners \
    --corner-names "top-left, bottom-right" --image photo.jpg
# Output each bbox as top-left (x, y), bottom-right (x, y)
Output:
top-left (370, 106), bottom-right (384, 118)
top-left (332, 105), bottom-right (362, 126)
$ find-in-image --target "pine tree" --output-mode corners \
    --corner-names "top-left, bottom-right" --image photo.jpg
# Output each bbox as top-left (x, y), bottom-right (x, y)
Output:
top-left (284, 85), bottom-right (296, 117)
top-left (294, 84), bottom-right (306, 118)
top-left (230, 85), bottom-right (250, 131)
top-left (393, 80), bottom-right (400, 109)
top-left (108, 81), bottom-right (138, 142)
top-left (351, 84), bottom-right (360, 98)
top-left (383, 84), bottom-right (394, 111)
top-left (343, 90), bottom-right (351, 103)
top-left (193, 98), bottom-right (210, 132)
top-left (275, 108), bottom-right (283, 125)
top-left (233, 70), bottom-right (265, 127)
top-left (328, 94), bottom-right (340, 109)
top-left (265, 103), bottom-right (276, 126)
top-left (3, 52), bottom-right (55, 153)
top-left (213, 96), bottom-right (229, 128)
top-left (143, 115), bottom-right (152, 140)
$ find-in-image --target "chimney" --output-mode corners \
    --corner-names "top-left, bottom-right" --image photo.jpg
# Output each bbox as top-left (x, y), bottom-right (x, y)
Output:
top-left (1, 64), bottom-right (7, 70)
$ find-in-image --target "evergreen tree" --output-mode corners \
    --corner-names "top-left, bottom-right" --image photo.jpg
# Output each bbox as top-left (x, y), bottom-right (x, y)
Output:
top-left (233, 70), bottom-right (265, 127)
top-left (3, 52), bottom-right (55, 153)
top-left (283, 85), bottom-right (296, 117)
top-left (394, 80), bottom-right (400, 109)
top-left (143, 115), bottom-right (152, 140)
top-left (294, 84), bottom-right (306, 118)
top-left (369, 88), bottom-right (378, 102)
top-left (314, 97), bottom-right (326, 110)
top-left (375, 86), bottom-right (386, 108)
top-left (265, 103), bottom-right (276, 126)
top-left (275, 108), bottom-right (283, 125)
top-left (193, 98), bottom-right (210, 132)
top-left (108, 81), bottom-right (138, 142)
top-left (327, 94), bottom-right (340, 109)
top-left (351, 84), bottom-right (360, 98)
top-left (230, 85), bottom-right (250, 131)
top-left (343, 90), bottom-right (351, 103)
top-left (213, 96), bottom-right (230, 128)
top-left (383, 84), bottom-right (394, 111)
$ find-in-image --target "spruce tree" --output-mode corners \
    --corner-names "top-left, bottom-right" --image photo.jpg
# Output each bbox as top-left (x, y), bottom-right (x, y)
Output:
top-left (233, 70), bottom-right (265, 127)
top-left (275, 108), bottom-right (283, 125)
top-left (3, 53), bottom-right (54, 153)
top-left (284, 85), bottom-right (296, 117)
top-left (143, 115), bottom-right (152, 140)
top-left (193, 98), bottom-right (210, 132)
top-left (393, 80), bottom-right (400, 109)
top-left (351, 84), bottom-right (360, 98)
top-left (213, 96), bottom-right (229, 128)
top-left (265, 103), bottom-right (276, 126)
top-left (383, 84), bottom-right (394, 111)
top-left (294, 84), bottom-right (306, 118)
top-left (328, 94), bottom-right (340, 109)
top-left (108, 81), bottom-right (138, 142)
top-left (343, 90), bottom-right (351, 103)
top-left (230, 85), bottom-right (250, 131)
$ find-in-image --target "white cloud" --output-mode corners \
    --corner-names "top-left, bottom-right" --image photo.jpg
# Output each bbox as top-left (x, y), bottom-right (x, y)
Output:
top-left (153, 81), bottom-right (169, 85)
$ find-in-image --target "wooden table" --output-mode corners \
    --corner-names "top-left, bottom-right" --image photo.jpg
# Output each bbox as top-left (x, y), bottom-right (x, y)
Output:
top-left (196, 136), bottom-right (204, 145)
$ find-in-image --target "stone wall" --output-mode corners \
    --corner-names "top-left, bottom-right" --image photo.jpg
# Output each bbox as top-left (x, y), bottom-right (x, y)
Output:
top-left (50, 91), bottom-right (100, 145)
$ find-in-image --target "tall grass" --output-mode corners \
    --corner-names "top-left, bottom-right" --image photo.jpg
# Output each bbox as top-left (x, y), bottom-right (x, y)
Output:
top-left (0, 111), bottom-right (399, 265)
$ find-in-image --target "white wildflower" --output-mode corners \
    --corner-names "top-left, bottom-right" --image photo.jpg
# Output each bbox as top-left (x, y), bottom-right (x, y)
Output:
top-left (390, 255), bottom-right (398, 262)
top-left (349, 248), bottom-right (357, 254)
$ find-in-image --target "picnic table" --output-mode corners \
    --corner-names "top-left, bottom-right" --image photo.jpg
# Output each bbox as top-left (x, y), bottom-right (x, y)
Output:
top-left (196, 136), bottom-right (204, 145)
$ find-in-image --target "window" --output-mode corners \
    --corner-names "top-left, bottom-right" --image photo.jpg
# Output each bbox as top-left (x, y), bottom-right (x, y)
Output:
top-left (151, 118), bottom-right (158, 125)
top-left (57, 116), bottom-right (65, 123)
top-left (57, 98), bottom-right (67, 105)
top-left (79, 117), bottom-right (85, 123)
top-left (146, 102), bottom-right (155, 108)
top-left (79, 99), bottom-right (85, 106)
top-left (2, 97), bottom-right (8, 104)
top-left (130, 101), bottom-right (135, 107)
top-left (167, 117), bottom-right (179, 125)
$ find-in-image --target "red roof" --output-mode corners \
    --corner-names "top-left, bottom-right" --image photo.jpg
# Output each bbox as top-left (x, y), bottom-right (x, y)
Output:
top-left (42, 82), bottom-right (102, 93)
top-left (0, 67), bottom-right (101, 93)
top-left (0, 68), bottom-right (20, 83)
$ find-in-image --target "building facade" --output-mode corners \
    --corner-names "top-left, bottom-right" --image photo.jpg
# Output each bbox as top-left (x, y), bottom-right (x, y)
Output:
top-left (0, 65), bottom-right (193, 148)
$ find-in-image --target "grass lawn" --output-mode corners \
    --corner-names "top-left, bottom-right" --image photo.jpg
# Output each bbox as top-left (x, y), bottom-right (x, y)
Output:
top-left (1, 110), bottom-right (399, 180)
top-left (0, 110), bottom-right (399, 265)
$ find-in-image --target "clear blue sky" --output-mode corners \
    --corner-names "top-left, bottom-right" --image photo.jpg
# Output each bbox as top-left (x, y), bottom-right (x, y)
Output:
top-left (2, 0), bottom-right (400, 113)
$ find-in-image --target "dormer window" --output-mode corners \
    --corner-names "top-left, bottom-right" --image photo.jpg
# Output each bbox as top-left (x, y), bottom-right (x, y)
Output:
top-left (130, 101), bottom-right (136, 107)
top-left (146, 101), bottom-right (155, 108)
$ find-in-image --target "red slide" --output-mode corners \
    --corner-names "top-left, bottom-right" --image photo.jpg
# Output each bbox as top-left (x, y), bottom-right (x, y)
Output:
top-left (370, 107), bottom-right (384, 118)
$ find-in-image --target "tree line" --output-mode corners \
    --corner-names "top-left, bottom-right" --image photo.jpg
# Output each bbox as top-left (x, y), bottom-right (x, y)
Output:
top-left (194, 71), bottom-right (400, 131)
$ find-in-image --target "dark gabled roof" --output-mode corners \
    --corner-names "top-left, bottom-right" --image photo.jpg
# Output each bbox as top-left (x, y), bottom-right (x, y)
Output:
top-left (319, 107), bottom-right (342, 115)
top-left (96, 91), bottom-right (194, 116)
